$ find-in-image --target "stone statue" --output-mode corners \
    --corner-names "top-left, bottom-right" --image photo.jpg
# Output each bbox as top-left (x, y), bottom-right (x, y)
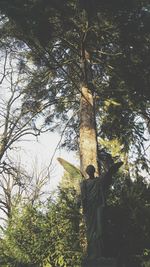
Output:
top-left (80, 162), bottom-right (123, 260)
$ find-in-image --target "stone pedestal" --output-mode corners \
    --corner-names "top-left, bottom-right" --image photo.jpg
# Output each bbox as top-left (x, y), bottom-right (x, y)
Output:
top-left (81, 257), bottom-right (116, 267)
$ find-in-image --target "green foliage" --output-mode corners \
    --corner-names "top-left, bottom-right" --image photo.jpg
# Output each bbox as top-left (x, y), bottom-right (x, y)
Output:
top-left (104, 174), bottom-right (150, 266)
top-left (2, 204), bottom-right (49, 265)
top-left (99, 138), bottom-right (125, 160)
top-left (0, 2), bottom-right (149, 266)
top-left (47, 188), bottom-right (82, 266)
top-left (0, 188), bottom-right (82, 267)
top-left (0, 0), bottom-right (149, 153)
top-left (0, 170), bottom-right (149, 267)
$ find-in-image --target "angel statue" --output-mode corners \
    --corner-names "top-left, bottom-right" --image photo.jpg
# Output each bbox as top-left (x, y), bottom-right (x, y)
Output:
top-left (57, 157), bottom-right (123, 262)
top-left (80, 162), bottom-right (123, 260)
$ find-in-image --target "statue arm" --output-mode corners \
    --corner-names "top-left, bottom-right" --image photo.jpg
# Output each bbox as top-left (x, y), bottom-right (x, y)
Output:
top-left (101, 161), bottom-right (123, 189)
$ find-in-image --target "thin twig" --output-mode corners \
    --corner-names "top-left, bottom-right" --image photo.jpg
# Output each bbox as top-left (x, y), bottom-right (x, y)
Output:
top-left (47, 109), bottom-right (80, 177)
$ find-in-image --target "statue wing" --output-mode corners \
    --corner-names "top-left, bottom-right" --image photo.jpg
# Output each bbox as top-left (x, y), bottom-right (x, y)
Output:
top-left (57, 157), bottom-right (84, 181)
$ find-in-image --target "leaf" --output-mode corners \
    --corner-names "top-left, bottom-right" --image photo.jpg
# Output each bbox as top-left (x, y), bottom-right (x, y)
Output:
top-left (104, 99), bottom-right (121, 108)
top-left (57, 157), bottom-right (84, 181)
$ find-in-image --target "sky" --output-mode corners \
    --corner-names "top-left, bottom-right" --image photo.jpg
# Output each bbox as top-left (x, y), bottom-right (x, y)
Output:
top-left (0, 44), bottom-right (149, 210)
top-left (0, 130), bottom-right (79, 228)
top-left (0, 50), bottom-right (79, 193)
top-left (13, 131), bottom-right (79, 191)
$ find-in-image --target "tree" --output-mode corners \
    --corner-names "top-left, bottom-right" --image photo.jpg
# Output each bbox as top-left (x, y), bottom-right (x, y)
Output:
top-left (0, 188), bottom-right (82, 267)
top-left (0, 0), bottom-right (149, 176)
top-left (1, 166), bottom-right (149, 267)
top-left (104, 172), bottom-right (150, 266)
top-left (0, 159), bottom-right (50, 226)
top-left (0, 43), bottom-right (51, 166)
top-left (0, 4), bottom-right (150, 264)
top-left (0, 44), bottom-right (55, 224)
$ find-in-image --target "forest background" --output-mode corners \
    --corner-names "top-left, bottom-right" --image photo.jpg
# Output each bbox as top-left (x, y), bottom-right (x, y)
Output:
top-left (0, 1), bottom-right (150, 266)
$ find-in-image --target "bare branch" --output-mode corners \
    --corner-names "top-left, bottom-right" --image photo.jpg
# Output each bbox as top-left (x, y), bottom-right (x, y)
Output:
top-left (0, 49), bottom-right (8, 84)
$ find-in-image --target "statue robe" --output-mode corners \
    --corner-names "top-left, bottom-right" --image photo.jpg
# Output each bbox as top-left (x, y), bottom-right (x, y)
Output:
top-left (80, 173), bottom-right (111, 259)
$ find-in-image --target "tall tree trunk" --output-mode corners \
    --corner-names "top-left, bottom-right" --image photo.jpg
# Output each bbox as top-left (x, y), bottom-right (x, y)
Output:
top-left (79, 30), bottom-right (99, 177)
top-left (79, 85), bottom-right (99, 176)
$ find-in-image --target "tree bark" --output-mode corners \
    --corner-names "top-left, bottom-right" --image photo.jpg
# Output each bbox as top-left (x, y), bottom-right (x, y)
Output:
top-left (79, 85), bottom-right (99, 176)
top-left (79, 29), bottom-right (99, 177)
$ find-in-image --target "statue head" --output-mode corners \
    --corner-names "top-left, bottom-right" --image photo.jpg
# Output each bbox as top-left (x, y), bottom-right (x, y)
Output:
top-left (86, 165), bottom-right (95, 177)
